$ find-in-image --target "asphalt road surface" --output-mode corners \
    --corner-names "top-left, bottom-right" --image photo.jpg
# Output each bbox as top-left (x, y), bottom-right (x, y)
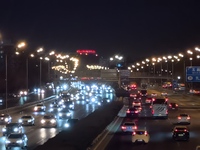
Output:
top-left (96, 88), bottom-right (200, 150)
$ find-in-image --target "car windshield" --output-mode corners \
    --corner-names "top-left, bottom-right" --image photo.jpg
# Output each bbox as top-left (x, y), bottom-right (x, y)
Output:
top-left (21, 116), bottom-right (32, 119)
top-left (180, 114), bottom-right (188, 117)
top-left (135, 131), bottom-right (145, 135)
top-left (43, 116), bottom-right (55, 119)
top-left (8, 134), bottom-right (23, 138)
top-left (124, 122), bottom-right (135, 126)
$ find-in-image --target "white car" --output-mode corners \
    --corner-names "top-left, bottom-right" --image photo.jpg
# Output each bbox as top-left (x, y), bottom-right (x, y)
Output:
top-left (177, 114), bottom-right (191, 124)
top-left (151, 93), bottom-right (157, 97)
top-left (41, 114), bottom-right (57, 127)
top-left (132, 130), bottom-right (150, 144)
top-left (5, 133), bottom-right (28, 149)
top-left (121, 122), bottom-right (137, 132)
top-left (33, 103), bottom-right (46, 112)
top-left (161, 92), bottom-right (168, 96)
top-left (132, 101), bottom-right (141, 107)
top-left (18, 115), bottom-right (35, 126)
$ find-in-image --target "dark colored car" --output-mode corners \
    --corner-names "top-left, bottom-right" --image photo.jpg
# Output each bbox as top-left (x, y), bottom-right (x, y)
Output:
top-left (64, 118), bottom-right (79, 128)
top-left (2, 123), bottom-right (23, 136)
top-left (126, 107), bottom-right (139, 118)
top-left (169, 103), bottom-right (178, 110)
top-left (172, 126), bottom-right (189, 141)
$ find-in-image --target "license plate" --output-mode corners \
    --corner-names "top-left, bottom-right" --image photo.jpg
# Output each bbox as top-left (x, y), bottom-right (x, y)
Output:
top-left (178, 134), bottom-right (183, 136)
top-left (138, 139), bottom-right (143, 141)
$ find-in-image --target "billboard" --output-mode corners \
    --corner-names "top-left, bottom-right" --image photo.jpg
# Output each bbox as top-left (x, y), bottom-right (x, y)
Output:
top-left (186, 66), bottom-right (200, 82)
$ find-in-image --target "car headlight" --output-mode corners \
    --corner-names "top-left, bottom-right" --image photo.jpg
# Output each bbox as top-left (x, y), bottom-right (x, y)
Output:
top-left (28, 119), bottom-right (32, 122)
top-left (5, 118), bottom-right (9, 122)
top-left (34, 107), bottom-right (38, 111)
top-left (16, 140), bottom-right (23, 143)
top-left (59, 113), bottom-right (62, 116)
top-left (5, 140), bottom-right (11, 143)
top-left (64, 123), bottom-right (69, 128)
top-left (50, 119), bottom-right (56, 123)
top-left (2, 128), bottom-right (6, 132)
top-left (14, 128), bottom-right (18, 132)
top-left (41, 119), bottom-right (45, 124)
top-left (50, 104), bottom-right (53, 107)
top-left (67, 113), bottom-right (71, 116)
top-left (18, 119), bottom-right (22, 123)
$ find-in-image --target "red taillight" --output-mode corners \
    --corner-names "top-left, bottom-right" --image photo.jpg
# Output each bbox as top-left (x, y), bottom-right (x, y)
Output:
top-left (133, 132), bottom-right (136, 135)
top-left (133, 126), bottom-right (137, 130)
top-left (169, 104), bottom-right (171, 107)
top-left (121, 126), bottom-right (126, 130)
top-left (178, 117), bottom-right (181, 119)
top-left (145, 131), bottom-right (148, 136)
top-left (152, 110), bottom-right (154, 114)
top-left (176, 104), bottom-right (178, 107)
top-left (135, 110), bottom-right (138, 113)
top-left (166, 110), bottom-right (168, 114)
top-left (184, 129), bottom-right (188, 132)
top-left (126, 110), bottom-right (130, 113)
top-left (187, 116), bottom-right (190, 119)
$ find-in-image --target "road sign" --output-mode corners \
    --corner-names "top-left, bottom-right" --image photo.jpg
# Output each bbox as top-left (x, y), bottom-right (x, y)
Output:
top-left (186, 66), bottom-right (200, 82)
top-left (120, 70), bottom-right (130, 78)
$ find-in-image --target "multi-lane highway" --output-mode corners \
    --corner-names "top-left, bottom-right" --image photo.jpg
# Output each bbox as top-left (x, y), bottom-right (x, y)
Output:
top-left (93, 88), bottom-right (200, 150)
top-left (0, 85), bottom-right (115, 150)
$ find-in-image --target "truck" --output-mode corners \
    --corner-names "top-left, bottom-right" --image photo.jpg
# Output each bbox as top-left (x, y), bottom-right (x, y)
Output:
top-left (151, 98), bottom-right (168, 119)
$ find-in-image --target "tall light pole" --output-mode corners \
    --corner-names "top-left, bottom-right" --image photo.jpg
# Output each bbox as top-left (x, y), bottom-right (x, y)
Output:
top-left (5, 54), bottom-right (7, 110)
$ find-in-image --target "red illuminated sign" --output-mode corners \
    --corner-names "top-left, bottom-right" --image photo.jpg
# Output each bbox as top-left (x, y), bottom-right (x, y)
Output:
top-left (76, 50), bottom-right (96, 54)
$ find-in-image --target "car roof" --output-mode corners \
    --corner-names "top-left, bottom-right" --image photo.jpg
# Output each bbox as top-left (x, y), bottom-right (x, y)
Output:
top-left (123, 122), bottom-right (136, 125)
top-left (6, 123), bottom-right (21, 127)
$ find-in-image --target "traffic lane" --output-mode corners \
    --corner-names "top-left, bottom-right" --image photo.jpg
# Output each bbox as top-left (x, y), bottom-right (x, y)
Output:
top-left (0, 99), bottom-right (102, 149)
top-left (105, 108), bottom-right (200, 150)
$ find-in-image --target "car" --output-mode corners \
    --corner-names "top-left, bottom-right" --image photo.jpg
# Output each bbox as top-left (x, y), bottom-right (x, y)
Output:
top-left (41, 114), bottom-right (57, 128)
top-left (132, 130), bottom-right (150, 144)
top-left (2, 123), bottom-right (23, 136)
top-left (172, 126), bottom-right (189, 141)
top-left (58, 109), bottom-right (72, 119)
top-left (169, 103), bottom-right (178, 110)
top-left (0, 114), bottom-right (12, 124)
top-left (126, 107), bottom-right (139, 118)
top-left (151, 93), bottom-right (157, 96)
top-left (133, 106), bottom-right (142, 113)
top-left (18, 115), bottom-right (35, 126)
top-left (121, 122), bottom-right (137, 133)
top-left (145, 97), bottom-right (153, 104)
top-left (161, 91), bottom-right (168, 96)
top-left (19, 90), bottom-right (28, 97)
top-left (64, 118), bottom-right (79, 128)
top-left (5, 133), bottom-right (28, 149)
top-left (33, 103), bottom-right (46, 112)
top-left (49, 102), bottom-right (62, 112)
top-left (177, 114), bottom-right (190, 124)
top-left (132, 101), bottom-right (141, 107)
top-left (140, 89), bottom-right (147, 97)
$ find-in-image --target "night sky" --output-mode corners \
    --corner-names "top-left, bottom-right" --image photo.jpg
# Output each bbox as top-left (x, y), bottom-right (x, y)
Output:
top-left (1, 1), bottom-right (200, 59)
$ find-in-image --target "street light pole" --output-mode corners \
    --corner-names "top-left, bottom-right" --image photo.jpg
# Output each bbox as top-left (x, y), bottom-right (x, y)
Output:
top-left (5, 54), bottom-right (7, 110)
top-left (40, 58), bottom-right (42, 91)
top-left (26, 58), bottom-right (28, 92)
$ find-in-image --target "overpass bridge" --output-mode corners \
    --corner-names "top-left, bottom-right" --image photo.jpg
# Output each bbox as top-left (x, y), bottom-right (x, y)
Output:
top-left (74, 70), bottom-right (173, 83)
